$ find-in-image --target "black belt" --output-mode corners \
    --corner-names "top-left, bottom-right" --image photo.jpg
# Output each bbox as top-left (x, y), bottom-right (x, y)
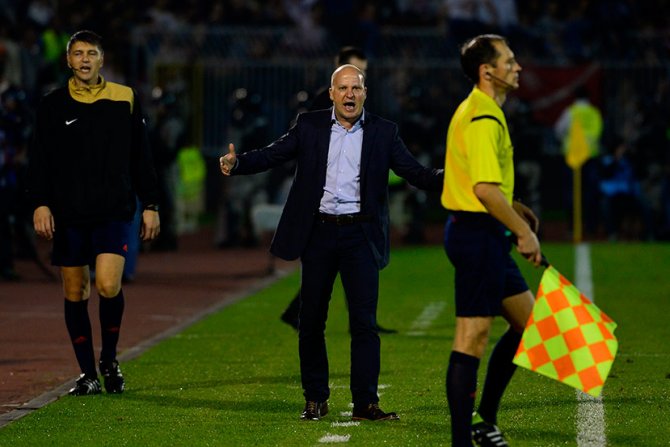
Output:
top-left (317, 213), bottom-right (371, 225)
top-left (449, 211), bottom-right (506, 232)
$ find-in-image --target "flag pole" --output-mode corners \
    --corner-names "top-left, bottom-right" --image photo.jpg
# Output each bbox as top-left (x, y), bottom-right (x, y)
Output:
top-left (573, 166), bottom-right (582, 243)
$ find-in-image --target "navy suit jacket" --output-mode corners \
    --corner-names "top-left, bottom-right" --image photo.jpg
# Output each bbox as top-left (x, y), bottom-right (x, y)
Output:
top-left (232, 109), bottom-right (444, 269)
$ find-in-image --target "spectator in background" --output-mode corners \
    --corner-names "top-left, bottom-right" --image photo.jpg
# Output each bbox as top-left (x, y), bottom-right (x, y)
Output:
top-left (477, 0), bottom-right (520, 36)
top-left (598, 138), bottom-right (649, 240)
top-left (562, 0), bottom-right (594, 62)
top-left (17, 23), bottom-right (42, 102)
top-left (441, 0), bottom-right (490, 56)
top-left (149, 88), bottom-right (184, 251)
top-left (626, 101), bottom-right (666, 241)
top-left (533, 0), bottom-right (569, 64)
top-left (506, 96), bottom-right (542, 223)
top-left (0, 94), bottom-right (19, 280)
top-left (280, 0), bottom-right (327, 57)
top-left (554, 85), bottom-right (603, 238)
top-left (0, 20), bottom-right (22, 86)
top-left (37, 15), bottom-right (70, 88)
top-left (26, 0), bottom-right (55, 28)
top-left (0, 43), bottom-right (32, 280)
top-left (393, 69), bottom-right (450, 244)
top-left (216, 87), bottom-right (270, 248)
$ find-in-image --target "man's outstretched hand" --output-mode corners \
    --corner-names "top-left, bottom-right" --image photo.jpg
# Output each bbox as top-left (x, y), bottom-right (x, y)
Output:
top-left (219, 143), bottom-right (237, 176)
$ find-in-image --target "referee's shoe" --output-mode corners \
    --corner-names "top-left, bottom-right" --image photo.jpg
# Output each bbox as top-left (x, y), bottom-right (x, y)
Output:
top-left (99, 360), bottom-right (125, 394)
top-left (68, 374), bottom-right (102, 396)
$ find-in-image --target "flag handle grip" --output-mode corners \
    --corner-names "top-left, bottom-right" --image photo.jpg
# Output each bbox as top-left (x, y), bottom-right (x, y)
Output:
top-left (540, 254), bottom-right (550, 268)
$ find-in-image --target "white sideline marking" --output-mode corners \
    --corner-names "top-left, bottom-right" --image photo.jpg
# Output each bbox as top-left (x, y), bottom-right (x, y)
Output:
top-left (577, 392), bottom-right (607, 446)
top-left (574, 243), bottom-right (607, 447)
top-left (407, 301), bottom-right (447, 336)
top-left (318, 433), bottom-right (351, 443)
top-left (331, 383), bottom-right (389, 390)
top-left (574, 244), bottom-right (594, 299)
top-left (331, 421), bottom-right (360, 427)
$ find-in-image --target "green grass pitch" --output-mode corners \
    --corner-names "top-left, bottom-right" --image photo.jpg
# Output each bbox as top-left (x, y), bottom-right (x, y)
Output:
top-left (1, 243), bottom-right (668, 446)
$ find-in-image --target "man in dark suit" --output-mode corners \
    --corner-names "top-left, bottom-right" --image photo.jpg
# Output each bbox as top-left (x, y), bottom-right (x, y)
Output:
top-left (219, 65), bottom-right (443, 422)
top-left (280, 46), bottom-right (397, 334)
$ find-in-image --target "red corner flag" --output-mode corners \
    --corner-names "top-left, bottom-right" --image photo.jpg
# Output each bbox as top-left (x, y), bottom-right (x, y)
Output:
top-left (513, 265), bottom-right (618, 397)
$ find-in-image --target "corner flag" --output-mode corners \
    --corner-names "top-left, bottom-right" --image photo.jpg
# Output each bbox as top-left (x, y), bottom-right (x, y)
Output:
top-left (513, 265), bottom-right (618, 397)
top-left (565, 120), bottom-right (591, 170)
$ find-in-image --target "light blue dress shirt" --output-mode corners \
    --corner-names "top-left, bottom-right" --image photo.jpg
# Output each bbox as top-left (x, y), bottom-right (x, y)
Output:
top-left (319, 110), bottom-right (365, 215)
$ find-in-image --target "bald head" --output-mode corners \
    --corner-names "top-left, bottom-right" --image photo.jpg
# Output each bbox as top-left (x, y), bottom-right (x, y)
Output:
top-left (331, 64), bottom-right (365, 88)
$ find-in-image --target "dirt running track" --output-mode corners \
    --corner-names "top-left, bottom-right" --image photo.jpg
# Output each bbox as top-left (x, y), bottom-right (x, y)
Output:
top-left (0, 227), bottom-right (298, 426)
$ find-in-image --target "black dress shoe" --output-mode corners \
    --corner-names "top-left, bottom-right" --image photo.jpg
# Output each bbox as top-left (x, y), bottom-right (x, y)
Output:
top-left (300, 400), bottom-right (328, 421)
top-left (280, 311), bottom-right (299, 330)
top-left (280, 293), bottom-right (301, 330)
top-left (375, 323), bottom-right (397, 334)
top-left (352, 403), bottom-right (399, 421)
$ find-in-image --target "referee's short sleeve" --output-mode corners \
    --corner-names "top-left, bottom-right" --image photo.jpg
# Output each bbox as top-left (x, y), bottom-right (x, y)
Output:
top-left (466, 118), bottom-right (503, 186)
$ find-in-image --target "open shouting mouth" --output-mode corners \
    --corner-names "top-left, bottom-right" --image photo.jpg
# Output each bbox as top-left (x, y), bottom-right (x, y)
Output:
top-left (343, 101), bottom-right (356, 112)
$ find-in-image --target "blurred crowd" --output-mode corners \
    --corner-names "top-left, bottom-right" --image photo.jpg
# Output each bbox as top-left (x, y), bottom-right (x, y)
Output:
top-left (3, 0), bottom-right (670, 90)
top-left (2, 0), bottom-right (670, 280)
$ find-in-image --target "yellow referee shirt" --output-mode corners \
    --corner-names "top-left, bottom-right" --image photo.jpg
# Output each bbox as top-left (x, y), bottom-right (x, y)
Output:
top-left (441, 87), bottom-right (514, 212)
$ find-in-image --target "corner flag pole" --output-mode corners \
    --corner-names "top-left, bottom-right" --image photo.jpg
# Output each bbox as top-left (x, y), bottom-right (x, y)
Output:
top-left (573, 166), bottom-right (582, 243)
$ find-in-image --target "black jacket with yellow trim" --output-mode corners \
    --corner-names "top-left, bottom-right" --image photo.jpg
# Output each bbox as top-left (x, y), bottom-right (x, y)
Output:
top-left (28, 78), bottom-right (159, 225)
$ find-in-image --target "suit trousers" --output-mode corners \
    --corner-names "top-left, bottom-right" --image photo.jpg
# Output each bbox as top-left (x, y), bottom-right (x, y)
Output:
top-left (299, 219), bottom-right (380, 407)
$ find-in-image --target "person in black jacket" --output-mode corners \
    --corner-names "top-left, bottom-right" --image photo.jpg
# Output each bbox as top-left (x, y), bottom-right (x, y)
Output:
top-left (280, 46), bottom-right (396, 334)
top-left (28, 30), bottom-right (160, 396)
top-left (220, 65), bottom-right (443, 422)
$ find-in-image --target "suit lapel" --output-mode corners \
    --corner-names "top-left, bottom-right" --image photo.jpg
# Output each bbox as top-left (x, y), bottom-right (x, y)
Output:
top-left (315, 116), bottom-right (332, 193)
top-left (360, 113), bottom-right (376, 189)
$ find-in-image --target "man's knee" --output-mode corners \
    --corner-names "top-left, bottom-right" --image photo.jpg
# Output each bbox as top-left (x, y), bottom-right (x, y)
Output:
top-left (61, 268), bottom-right (90, 300)
top-left (453, 317), bottom-right (493, 358)
top-left (95, 278), bottom-right (122, 298)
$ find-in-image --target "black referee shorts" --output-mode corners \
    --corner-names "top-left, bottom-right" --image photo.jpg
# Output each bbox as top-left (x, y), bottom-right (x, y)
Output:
top-left (52, 220), bottom-right (132, 267)
top-left (443, 212), bottom-right (529, 317)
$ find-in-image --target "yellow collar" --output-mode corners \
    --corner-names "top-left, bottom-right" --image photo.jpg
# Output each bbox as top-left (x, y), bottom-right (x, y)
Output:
top-left (68, 76), bottom-right (107, 100)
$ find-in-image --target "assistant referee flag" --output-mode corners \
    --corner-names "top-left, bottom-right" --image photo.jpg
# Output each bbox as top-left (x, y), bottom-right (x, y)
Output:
top-left (513, 265), bottom-right (618, 397)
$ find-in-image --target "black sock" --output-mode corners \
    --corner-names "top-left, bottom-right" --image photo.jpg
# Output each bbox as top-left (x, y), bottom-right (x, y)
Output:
top-left (477, 329), bottom-right (522, 424)
top-left (99, 290), bottom-right (125, 363)
top-left (64, 299), bottom-right (96, 377)
top-left (447, 351), bottom-right (480, 447)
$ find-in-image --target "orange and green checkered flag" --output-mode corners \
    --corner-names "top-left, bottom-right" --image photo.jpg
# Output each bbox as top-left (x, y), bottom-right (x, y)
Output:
top-left (513, 264), bottom-right (618, 397)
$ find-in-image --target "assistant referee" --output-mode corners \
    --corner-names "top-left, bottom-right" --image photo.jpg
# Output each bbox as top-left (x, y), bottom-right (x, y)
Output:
top-left (441, 34), bottom-right (542, 447)
top-left (28, 30), bottom-right (160, 396)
